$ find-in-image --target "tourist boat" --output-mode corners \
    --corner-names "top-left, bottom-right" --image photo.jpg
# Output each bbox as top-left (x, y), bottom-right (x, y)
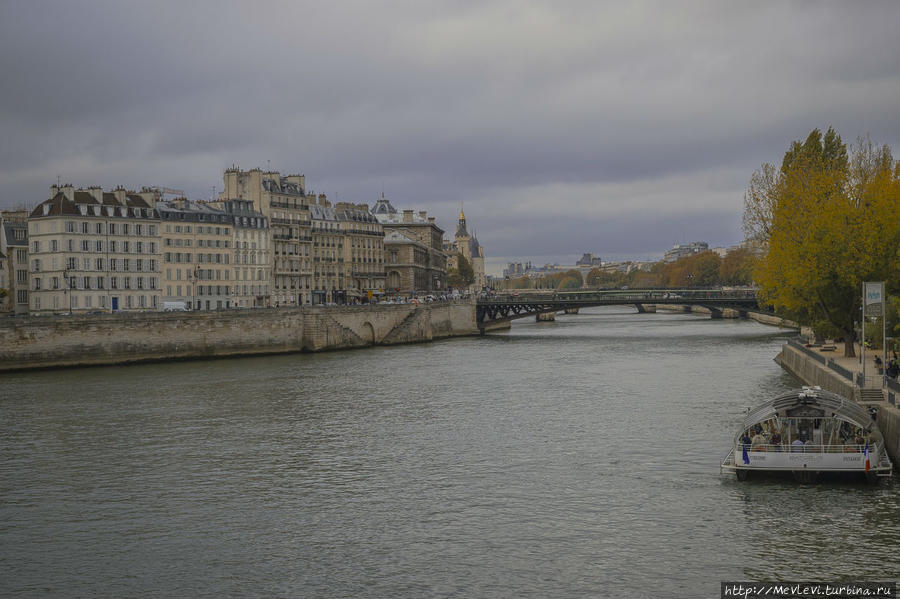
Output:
top-left (721, 387), bottom-right (893, 483)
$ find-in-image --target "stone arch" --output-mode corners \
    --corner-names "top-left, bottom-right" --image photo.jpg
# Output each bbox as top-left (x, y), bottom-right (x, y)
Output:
top-left (362, 321), bottom-right (376, 345)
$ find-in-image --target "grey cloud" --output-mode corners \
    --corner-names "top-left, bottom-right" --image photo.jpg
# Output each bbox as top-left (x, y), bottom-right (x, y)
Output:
top-left (2, 0), bottom-right (899, 266)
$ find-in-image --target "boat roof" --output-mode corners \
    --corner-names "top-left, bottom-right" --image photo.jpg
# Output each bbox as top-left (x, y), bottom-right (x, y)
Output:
top-left (741, 387), bottom-right (874, 431)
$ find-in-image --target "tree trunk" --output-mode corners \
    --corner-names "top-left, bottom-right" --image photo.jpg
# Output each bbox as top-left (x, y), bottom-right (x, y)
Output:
top-left (843, 332), bottom-right (856, 358)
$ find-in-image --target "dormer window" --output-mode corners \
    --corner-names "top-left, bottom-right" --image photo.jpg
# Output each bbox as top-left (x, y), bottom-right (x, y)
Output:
top-left (78, 204), bottom-right (88, 216)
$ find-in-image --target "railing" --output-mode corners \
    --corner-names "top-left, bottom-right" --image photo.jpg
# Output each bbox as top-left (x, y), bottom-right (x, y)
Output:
top-left (827, 359), bottom-right (854, 381)
top-left (787, 338), bottom-right (827, 365)
top-left (741, 443), bottom-right (874, 454)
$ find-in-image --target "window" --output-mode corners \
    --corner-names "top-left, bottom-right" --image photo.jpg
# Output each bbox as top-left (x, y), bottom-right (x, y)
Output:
top-left (123, 241), bottom-right (130, 253)
top-left (31, 259), bottom-right (41, 272)
top-left (51, 239), bottom-right (58, 252)
top-left (108, 223), bottom-right (116, 235)
top-left (66, 221), bottom-right (75, 233)
top-left (95, 223), bottom-right (104, 234)
top-left (17, 290), bottom-right (27, 304)
top-left (109, 241), bottom-right (117, 252)
top-left (32, 240), bottom-right (40, 253)
top-left (81, 240), bottom-right (89, 252)
top-left (95, 240), bottom-right (103, 252)
top-left (66, 257), bottom-right (77, 270)
top-left (32, 277), bottom-right (41, 290)
top-left (81, 222), bottom-right (89, 234)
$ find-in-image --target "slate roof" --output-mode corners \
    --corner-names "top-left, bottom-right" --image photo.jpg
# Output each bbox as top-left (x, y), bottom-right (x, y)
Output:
top-left (30, 191), bottom-right (156, 219)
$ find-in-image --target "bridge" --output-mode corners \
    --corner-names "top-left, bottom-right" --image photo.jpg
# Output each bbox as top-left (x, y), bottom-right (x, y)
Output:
top-left (475, 288), bottom-right (769, 331)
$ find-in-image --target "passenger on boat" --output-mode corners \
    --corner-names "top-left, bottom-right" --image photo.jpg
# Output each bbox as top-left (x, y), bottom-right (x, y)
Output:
top-left (792, 436), bottom-right (805, 452)
top-left (751, 430), bottom-right (767, 451)
top-left (770, 430), bottom-right (782, 451)
top-left (740, 431), bottom-right (752, 448)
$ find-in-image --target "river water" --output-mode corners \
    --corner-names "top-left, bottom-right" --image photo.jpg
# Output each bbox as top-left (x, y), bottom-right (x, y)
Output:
top-left (2, 307), bottom-right (898, 598)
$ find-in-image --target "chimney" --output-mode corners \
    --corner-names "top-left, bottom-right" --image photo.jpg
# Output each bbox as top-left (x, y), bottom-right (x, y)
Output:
top-left (62, 184), bottom-right (75, 202)
top-left (428, 217), bottom-right (435, 223)
top-left (419, 211), bottom-right (427, 219)
top-left (89, 186), bottom-right (103, 202)
top-left (50, 184), bottom-right (60, 199)
top-left (403, 209), bottom-right (413, 223)
top-left (114, 187), bottom-right (127, 204)
top-left (318, 193), bottom-right (329, 207)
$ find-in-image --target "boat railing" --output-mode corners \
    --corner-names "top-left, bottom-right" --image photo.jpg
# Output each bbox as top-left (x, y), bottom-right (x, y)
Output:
top-left (740, 443), bottom-right (877, 454)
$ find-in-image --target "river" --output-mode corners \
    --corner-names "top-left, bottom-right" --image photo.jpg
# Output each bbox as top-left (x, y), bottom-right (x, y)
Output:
top-left (1, 307), bottom-right (898, 598)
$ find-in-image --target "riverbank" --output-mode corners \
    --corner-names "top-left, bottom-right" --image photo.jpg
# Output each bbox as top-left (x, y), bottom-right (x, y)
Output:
top-left (0, 302), bottom-right (484, 372)
top-left (775, 340), bottom-right (900, 466)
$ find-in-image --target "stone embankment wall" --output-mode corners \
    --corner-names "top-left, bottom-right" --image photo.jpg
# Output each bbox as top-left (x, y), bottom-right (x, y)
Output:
top-left (775, 343), bottom-right (857, 399)
top-left (0, 302), bottom-right (479, 372)
top-left (775, 342), bottom-right (900, 466)
top-left (653, 304), bottom-right (797, 328)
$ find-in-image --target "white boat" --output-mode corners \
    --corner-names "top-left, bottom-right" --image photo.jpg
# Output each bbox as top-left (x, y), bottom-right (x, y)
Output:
top-left (721, 387), bottom-right (893, 483)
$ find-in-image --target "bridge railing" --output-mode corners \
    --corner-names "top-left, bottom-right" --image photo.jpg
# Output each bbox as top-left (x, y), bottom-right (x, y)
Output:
top-left (481, 288), bottom-right (759, 304)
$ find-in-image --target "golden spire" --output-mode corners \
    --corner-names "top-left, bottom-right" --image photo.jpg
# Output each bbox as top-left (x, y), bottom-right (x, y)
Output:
top-left (459, 201), bottom-right (465, 221)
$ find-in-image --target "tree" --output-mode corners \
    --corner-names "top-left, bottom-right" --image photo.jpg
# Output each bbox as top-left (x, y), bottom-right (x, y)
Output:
top-left (749, 128), bottom-right (900, 357)
top-left (447, 254), bottom-right (475, 289)
top-left (719, 248), bottom-right (756, 286)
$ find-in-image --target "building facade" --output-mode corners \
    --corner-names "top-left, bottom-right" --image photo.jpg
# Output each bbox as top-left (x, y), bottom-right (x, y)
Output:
top-left (1, 211), bottom-right (29, 314)
top-left (446, 208), bottom-right (485, 292)
top-left (219, 199), bottom-right (270, 308)
top-left (157, 199), bottom-right (234, 310)
top-left (221, 168), bottom-right (313, 306)
top-left (28, 185), bottom-right (161, 313)
top-left (335, 202), bottom-right (384, 301)
top-left (371, 196), bottom-right (446, 296)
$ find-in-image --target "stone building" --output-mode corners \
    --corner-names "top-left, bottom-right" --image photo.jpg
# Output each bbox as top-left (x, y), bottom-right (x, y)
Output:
top-left (27, 185), bottom-right (161, 313)
top-left (220, 167), bottom-right (314, 306)
top-left (1, 211), bottom-right (29, 314)
top-left (371, 195), bottom-right (446, 296)
top-left (335, 202), bottom-right (385, 302)
top-left (157, 199), bottom-right (235, 310)
top-left (445, 208), bottom-right (485, 292)
top-left (308, 199), bottom-right (385, 304)
top-left (219, 199), bottom-right (271, 308)
top-left (0, 248), bottom-right (7, 313)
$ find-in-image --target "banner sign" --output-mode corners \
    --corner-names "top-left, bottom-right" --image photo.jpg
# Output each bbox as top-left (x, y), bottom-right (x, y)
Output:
top-left (864, 281), bottom-right (884, 316)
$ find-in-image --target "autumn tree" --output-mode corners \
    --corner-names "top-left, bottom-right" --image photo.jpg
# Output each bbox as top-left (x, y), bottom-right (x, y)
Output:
top-left (719, 248), bottom-right (756, 286)
top-left (749, 128), bottom-right (900, 356)
top-left (447, 254), bottom-right (475, 289)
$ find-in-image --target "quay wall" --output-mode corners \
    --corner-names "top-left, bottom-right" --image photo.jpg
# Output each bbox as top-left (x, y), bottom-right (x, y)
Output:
top-left (654, 304), bottom-right (798, 328)
top-left (774, 343), bottom-right (856, 400)
top-left (0, 302), bottom-right (480, 372)
top-left (775, 342), bottom-right (900, 465)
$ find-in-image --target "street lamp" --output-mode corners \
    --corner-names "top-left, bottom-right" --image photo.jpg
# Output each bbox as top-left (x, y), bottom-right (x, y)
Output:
top-left (62, 268), bottom-right (73, 315)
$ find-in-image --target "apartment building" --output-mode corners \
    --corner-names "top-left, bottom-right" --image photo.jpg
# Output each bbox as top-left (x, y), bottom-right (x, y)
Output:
top-left (221, 167), bottom-right (313, 306)
top-left (27, 185), bottom-right (160, 313)
top-left (157, 199), bottom-right (234, 310)
top-left (1, 211), bottom-right (29, 314)
top-left (335, 202), bottom-right (385, 301)
top-left (219, 199), bottom-right (270, 308)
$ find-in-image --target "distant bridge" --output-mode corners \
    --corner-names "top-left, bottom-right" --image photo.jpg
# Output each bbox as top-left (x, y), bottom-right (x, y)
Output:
top-left (476, 288), bottom-right (770, 331)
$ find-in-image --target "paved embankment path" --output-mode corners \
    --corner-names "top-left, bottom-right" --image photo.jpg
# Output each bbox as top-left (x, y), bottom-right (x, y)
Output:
top-left (778, 340), bottom-right (900, 466)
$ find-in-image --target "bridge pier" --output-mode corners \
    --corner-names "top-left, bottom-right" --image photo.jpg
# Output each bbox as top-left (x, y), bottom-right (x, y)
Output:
top-left (635, 304), bottom-right (656, 313)
top-left (536, 312), bottom-right (556, 322)
top-left (564, 307), bottom-right (579, 315)
top-left (708, 307), bottom-right (723, 319)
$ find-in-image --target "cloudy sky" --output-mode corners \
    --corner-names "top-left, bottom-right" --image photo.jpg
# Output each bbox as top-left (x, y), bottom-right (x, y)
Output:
top-left (2, 1), bottom-right (899, 273)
